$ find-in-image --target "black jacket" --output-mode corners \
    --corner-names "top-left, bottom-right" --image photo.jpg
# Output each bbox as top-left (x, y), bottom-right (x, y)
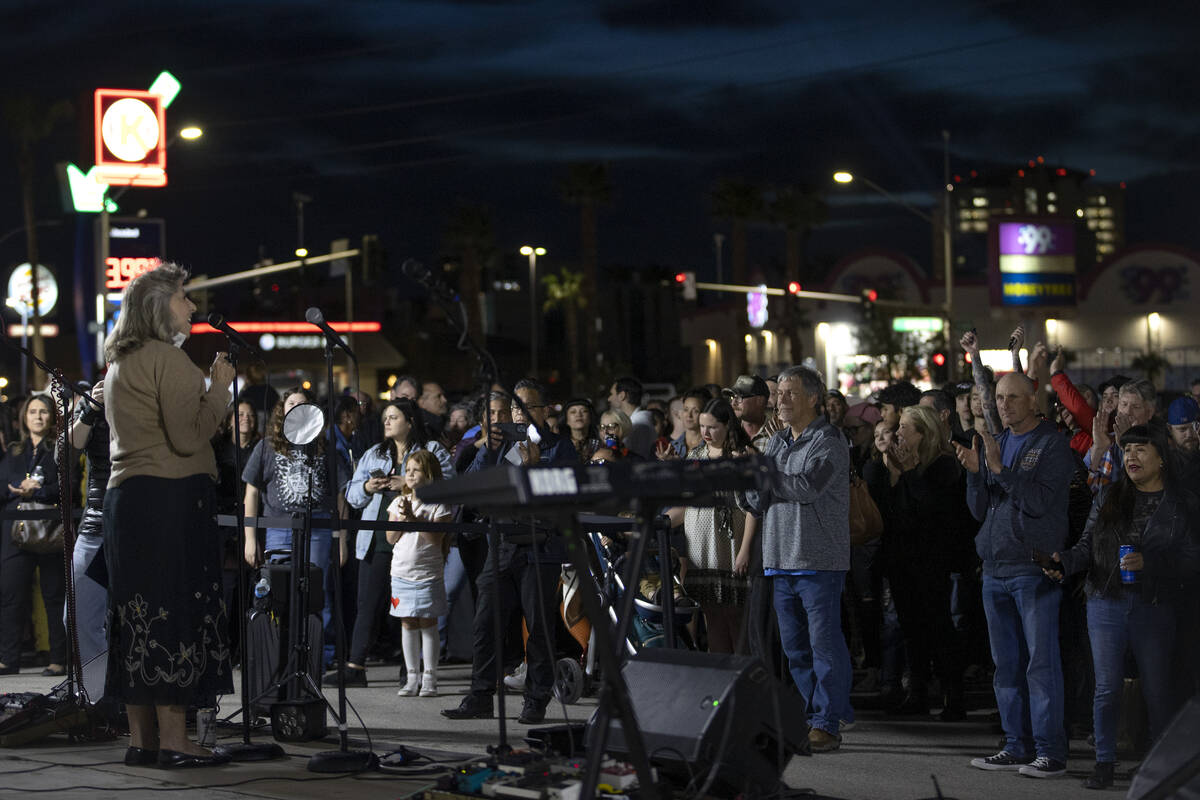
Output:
top-left (1061, 483), bottom-right (1200, 605)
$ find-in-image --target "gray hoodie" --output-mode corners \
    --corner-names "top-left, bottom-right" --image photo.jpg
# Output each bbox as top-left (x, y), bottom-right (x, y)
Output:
top-left (740, 416), bottom-right (850, 572)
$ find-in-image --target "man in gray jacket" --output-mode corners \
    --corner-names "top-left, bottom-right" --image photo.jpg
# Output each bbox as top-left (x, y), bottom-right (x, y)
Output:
top-left (740, 365), bottom-right (852, 752)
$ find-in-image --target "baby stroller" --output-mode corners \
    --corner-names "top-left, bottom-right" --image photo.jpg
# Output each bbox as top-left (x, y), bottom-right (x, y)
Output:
top-left (552, 521), bottom-right (696, 704)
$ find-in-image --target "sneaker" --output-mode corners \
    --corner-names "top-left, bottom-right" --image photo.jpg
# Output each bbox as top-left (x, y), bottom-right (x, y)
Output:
top-left (503, 662), bottom-right (527, 691)
top-left (1018, 757), bottom-right (1067, 779)
top-left (808, 728), bottom-right (841, 753)
top-left (517, 698), bottom-right (546, 724)
top-left (441, 693), bottom-right (494, 720)
top-left (970, 750), bottom-right (1035, 771)
top-left (397, 673), bottom-right (420, 697)
top-left (419, 671), bottom-right (438, 697)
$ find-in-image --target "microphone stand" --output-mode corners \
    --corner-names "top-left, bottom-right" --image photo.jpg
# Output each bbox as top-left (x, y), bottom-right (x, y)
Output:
top-left (214, 337), bottom-right (284, 762)
top-left (308, 337), bottom-right (377, 773)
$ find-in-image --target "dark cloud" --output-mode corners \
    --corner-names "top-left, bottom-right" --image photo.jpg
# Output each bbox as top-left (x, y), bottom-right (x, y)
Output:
top-left (599, 0), bottom-right (784, 30)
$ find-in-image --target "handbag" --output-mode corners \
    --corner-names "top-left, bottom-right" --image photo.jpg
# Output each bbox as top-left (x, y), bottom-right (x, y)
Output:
top-left (12, 501), bottom-right (64, 554)
top-left (848, 474), bottom-right (883, 547)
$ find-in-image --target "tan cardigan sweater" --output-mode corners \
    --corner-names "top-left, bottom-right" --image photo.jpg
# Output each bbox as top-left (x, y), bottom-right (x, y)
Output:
top-left (106, 339), bottom-right (231, 488)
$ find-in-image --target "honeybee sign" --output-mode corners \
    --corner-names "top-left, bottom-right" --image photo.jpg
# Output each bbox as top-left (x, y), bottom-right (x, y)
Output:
top-left (989, 220), bottom-right (1077, 307)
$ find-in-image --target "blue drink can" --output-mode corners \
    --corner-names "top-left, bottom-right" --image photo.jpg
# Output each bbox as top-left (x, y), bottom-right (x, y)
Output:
top-left (1119, 544), bottom-right (1137, 584)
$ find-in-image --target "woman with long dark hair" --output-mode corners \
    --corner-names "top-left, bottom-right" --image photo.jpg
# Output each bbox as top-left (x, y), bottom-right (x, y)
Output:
top-left (1049, 424), bottom-right (1200, 790)
top-left (242, 386), bottom-right (350, 665)
top-left (102, 262), bottom-right (234, 767)
top-left (665, 398), bottom-right (754, 653)
top-left (330, 398), bottom-right (453, 685)
top-left (563, 398), bottom-right (602, 464)
top-left (0, 394), bottom-right (65, 675)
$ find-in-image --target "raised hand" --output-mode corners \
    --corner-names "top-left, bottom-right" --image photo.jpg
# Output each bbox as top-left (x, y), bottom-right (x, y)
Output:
top-left (1050, 346), bottom-right (1066, 375)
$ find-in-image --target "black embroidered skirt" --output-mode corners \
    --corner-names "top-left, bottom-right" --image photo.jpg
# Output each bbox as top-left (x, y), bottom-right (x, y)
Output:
top-left (103, 474), bottom-right (232, 706)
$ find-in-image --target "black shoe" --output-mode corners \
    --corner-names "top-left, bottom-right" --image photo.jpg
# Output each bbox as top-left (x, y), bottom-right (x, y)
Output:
top-left (124, 746), bottom-right (159, 766)
top-left (517, 698), bottom-right (546, 725)
top-left (0, 664), bottom-right (18, 675)
top-left (442, 694), bottom-right (494, 720)
top-left (1083, 761), bottom-right (1115, 790)
top-left (322, 666), bottom-right (366, 687)
top-left (41, 665), bottom-right (66, 677)
top-left (157, 748), bottom-right (233, 768)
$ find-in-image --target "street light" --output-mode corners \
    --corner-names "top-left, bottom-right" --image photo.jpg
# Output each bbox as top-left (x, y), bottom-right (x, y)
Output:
top-left (179, 126), bottom-right (203, 140)
top-left (832, 166), bottom-right (954, 365)
top-left (520, 245), bottom-right (546, 375)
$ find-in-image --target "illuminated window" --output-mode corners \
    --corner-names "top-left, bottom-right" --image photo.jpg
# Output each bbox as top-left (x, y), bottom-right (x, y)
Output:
top-left (972, 196), bottom-right (988, 207)
top-left (1098, 195), bottom-right (1107, 205)
top-left (1047, 191), bottom-right (1057, 201)
top-left (1046, 203), bottom-right (1057, 213)
top-left (1099, 208), bottom-right (1113, 218)
top-left (958, 223), bottom-right (972, 232)
top-left (972, 221), bottom-right (987, 232)
top-left (958, 209), bottom-right (972, 220)
top-left (1098, 220), bottom-right (1114, 230)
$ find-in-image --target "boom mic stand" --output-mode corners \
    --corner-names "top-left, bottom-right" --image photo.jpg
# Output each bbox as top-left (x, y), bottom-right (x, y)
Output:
top-left (212, 334), bottom-right (283, 762)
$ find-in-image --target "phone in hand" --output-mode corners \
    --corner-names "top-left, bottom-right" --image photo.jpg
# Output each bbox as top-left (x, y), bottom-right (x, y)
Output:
top-left (497, 422), bottom-right (529, 442)
top-left (1031, 549), bottom-right (1055, 570)
top-left (369, 468), bottom-right (386, 479)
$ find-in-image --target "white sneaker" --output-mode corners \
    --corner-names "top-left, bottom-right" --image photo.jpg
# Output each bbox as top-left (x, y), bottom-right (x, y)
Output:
top-left (503, 662), bottom-right (527, 690)
top-left (419, 671), bottom-right (437, 697)
top-left (397, 673), bottom-right (420, 697)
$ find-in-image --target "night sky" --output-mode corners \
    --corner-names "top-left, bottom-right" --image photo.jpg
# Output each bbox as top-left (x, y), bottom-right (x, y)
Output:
top-left (3, 0), bottom-right (1198, 290)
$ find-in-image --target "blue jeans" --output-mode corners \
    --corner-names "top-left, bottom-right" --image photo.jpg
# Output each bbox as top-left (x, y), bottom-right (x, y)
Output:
top-left (68, 533), bottom-right (108, 669)
top-left (1087, 592), bottom-right (1176, 763)
top-left (982, 573), bottom-right (1066, 762)
top-left (439, 545), bottom-right (468, 650)
top-left (266, 526), bottom-right (333, 664)
top-left (773, 572), bottom-right (854, 734)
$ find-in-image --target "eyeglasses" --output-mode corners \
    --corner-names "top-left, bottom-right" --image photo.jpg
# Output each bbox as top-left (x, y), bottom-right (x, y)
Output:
top-left (600, 423), bottom-right (620, 432)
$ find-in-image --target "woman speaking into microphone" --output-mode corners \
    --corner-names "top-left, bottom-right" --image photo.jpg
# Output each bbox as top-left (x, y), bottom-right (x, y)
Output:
top-left (103, 263), bottom-right (235, 768)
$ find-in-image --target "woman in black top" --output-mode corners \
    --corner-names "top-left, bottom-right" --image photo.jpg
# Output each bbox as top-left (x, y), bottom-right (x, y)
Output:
top-left (1049, 424), bottom-right (1200, 789)
top-left (0, 394), bottom-right (65, 675)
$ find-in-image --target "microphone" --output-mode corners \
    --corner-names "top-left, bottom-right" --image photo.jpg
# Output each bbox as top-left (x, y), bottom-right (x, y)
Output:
top-left (305, 307), bottom-right (357, 361)
top-left (402, 258), bottom-right (456, 301)
top-left (207, 312), bottom-right (259, 356)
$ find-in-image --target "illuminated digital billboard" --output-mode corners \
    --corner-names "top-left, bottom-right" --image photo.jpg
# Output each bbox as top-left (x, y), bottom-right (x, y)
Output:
top-left (989, 220), bottom-right (1077, 307)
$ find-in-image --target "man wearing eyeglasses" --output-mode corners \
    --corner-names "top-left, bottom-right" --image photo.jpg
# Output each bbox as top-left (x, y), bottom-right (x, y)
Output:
top-left (444, 379), bottom-right (576, 727)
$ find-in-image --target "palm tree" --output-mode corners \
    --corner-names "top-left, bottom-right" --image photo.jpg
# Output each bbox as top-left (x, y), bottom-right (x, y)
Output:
top-left (443, 203), bottom-right (496, 342)
top-left (711, 178), bottom-right (764, 375)
top-left (542, 268), bottom-right (585, 394)
top-left (3, 95), bottom-right (72, 387)
top-left (768, 185), bottom-right (828, 363)
top-left (557, 163), bottom-right (611, 375)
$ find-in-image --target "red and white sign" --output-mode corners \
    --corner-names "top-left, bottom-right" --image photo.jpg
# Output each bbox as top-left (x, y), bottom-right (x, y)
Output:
top-left (94, 88), bottom-right (167, 186)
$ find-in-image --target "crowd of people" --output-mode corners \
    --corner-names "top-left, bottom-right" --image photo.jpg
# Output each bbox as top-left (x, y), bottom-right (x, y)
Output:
top-left (0, 266), bottom-right (1197, 787)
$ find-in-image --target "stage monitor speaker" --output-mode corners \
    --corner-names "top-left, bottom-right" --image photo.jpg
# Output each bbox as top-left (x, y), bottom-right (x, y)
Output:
top-left (1128, 695), bottom-right (1200, 800)
top-left (587, 649), bottom-right (808, 796)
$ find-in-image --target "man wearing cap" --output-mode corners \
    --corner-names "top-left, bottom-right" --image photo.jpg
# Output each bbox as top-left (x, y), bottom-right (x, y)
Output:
top-left (842, 403), bottom-right (881, 477)
top-left (1167, 396), bottom-right (1199, 455)
top-left (731, 375), bottom-right (775, 450)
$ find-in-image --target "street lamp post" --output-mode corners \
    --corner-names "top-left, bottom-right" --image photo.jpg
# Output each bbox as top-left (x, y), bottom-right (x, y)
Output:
top-left (833, 167), bottom-right (955, 365)
top-left (520, 245), bottom-right (546, 375)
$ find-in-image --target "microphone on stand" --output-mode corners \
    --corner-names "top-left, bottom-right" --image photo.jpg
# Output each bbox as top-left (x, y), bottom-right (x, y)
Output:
top-left (401, 259), bottom-right (456, 301)
top-left (207, 312), bottom-right (259, 356)
top-left (305, 307), bottom-right (357, 361)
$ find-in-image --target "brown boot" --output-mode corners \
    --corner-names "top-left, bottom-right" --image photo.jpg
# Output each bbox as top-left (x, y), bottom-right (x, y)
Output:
top-left (808, 727), bottom-right (842, 753)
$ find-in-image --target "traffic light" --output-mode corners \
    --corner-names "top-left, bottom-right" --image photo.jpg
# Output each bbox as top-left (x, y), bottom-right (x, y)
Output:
top-left (860, 288), bottom-right (877, 323)
top-left (787, 281), bottom-right (802, 295)
top-left (930, 350), bottom-right (948, 383)
top-left (674, 270), bottom-right (697, 300)
top-left (361, 234), bottom-right (384, 286)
